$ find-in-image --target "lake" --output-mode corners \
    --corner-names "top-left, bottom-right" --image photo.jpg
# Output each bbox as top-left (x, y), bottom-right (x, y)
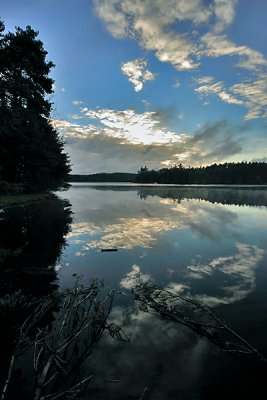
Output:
top-left (1, 184), bottom-right (267, 399)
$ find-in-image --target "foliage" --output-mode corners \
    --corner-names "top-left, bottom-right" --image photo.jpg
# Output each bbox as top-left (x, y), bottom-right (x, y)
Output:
top-left (0, 20), bottom-right (70, 193)
top-left (136, 162), bottom-right (267, 185)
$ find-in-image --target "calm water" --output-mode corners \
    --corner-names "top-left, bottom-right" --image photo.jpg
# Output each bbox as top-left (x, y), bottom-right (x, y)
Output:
top-left (57, 184), bottom-right (267, 303)
top-left (1, 184), bottom-right (267, 398)
top-left (55, 184), bottom-right (267, 399)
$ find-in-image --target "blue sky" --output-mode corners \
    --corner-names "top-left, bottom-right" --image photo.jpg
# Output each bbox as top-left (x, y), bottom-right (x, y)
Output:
top-left (1, 0), bottom-right (267, 173)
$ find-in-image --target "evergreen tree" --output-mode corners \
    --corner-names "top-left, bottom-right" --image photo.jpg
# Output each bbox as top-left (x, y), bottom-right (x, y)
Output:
top-left (0, 20), bottom-right (70, 192)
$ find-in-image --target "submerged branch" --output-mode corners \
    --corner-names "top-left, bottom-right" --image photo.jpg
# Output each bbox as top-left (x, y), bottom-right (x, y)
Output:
top-left (1, 279), bottom-right (129, 400)
top-left (132, 280), bottom-right (267, 364)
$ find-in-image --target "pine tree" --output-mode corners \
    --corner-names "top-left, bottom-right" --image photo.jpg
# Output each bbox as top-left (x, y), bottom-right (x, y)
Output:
top-left (0, 20), bottom-right (70, 192)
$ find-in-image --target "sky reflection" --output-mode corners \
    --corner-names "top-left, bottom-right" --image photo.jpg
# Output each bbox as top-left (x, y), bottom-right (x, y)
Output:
top-left (58, 185), bottom-right (267, 309)
top-left (55, 185), bottom-right (267, 398)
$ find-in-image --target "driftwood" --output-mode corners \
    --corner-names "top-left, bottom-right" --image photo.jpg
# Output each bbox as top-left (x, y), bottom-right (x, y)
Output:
top-left (132, 280), bottom-right (267, 363)
top-left (101, 249), bottom-right (118, 252)
top-left (1, 279), bottom-right (128, 400)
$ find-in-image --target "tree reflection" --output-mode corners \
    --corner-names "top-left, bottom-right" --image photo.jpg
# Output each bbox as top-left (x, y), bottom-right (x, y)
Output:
top-left (0, 195), bottom-right (72, 396)
top-left (137, 186), bottom-right (267, 207)
top-left (72, 184), bottom-right (267, 207)
top-left (0, 195), bottom-right (72, 296)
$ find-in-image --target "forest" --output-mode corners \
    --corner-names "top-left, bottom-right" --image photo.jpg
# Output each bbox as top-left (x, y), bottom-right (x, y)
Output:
top-left (135, 162), bottom-right (267, 185)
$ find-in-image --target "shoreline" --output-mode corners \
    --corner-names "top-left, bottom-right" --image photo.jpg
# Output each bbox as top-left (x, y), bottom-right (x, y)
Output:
top-left (0, 193), bottom-right (53, 208)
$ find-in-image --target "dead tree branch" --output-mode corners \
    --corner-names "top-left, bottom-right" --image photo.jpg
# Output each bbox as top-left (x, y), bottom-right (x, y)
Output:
top-left (132, 280), bottom-right (267, 363)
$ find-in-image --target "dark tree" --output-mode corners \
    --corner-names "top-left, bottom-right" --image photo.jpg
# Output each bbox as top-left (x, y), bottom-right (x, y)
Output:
top-left (135, 162), bottom-right (267, 185)
top-left (0, 20), bottom-right (70, 192)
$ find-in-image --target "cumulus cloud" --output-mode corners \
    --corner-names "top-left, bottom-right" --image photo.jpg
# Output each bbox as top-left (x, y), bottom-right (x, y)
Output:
top-left (95, 0), bottom-right (267, 120)
top-left (213, 0), bottom-right (239, 32)
top-left (81, 108), bottom-right (182, 144)
top-left (94, 0), bottom-right (209, 71)
top-left (121, 59), bottom-right (156, 91)
top-left (95, 0), bottom-right (265, 73)
top-left (54, 108), bottom-right (249, 173)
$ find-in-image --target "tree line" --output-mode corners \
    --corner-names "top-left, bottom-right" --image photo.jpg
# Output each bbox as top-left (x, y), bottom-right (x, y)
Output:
top-left (135, 162), bottom-right (267, 185)
top-left (0, 20), bottom-right (70, 194)
top-left (69, 172), bottom-right (137, 182)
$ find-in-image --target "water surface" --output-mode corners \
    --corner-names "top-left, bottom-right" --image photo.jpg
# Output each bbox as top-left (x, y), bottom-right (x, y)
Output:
top-left (55, 185), bottom-right (267, 398)
top-left (1, 185), bottom-right (267, 399)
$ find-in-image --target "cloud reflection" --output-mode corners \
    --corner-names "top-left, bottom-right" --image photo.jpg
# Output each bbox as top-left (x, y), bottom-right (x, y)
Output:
top-left (65, 189), bottom-right (244, 258)
top-left (120, 243), bottom-right (264, 309)
top-left (186, 243), bottom-right (264, 306)
top-left (83, 301), bottom-right (209, 399)
top-left (68, 216), bottom-right (181, 254)
top-left (63, 186), bottom-right (266, 309)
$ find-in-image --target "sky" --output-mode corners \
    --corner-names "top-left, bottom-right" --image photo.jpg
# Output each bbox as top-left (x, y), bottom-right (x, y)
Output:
top-left (1, 0), bottom-right (267, 173)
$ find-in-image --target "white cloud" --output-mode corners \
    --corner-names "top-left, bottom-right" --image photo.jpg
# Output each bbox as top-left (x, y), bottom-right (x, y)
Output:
top-left (94, 0), bottom-right (258, 74)
top-left (201, 33), bottom-right (267, 71)
top-left (121, 59), bottom-right (156, 92)
top-left (195, 77), bottom-right (244, 107)
top-left (194, 76), bottom-right (214, 85)
top-left (196, 80), bottom-right (223, 95)
top-left (82, 108), bottom-right (182, 144)
top-left (53, 108), bottom-right (249, 173)
top-left (95, 0), bottom-right (209, 71)
top-left (72, 100), bottom-right (84, 105)
top-left (213, 0), bottom-right (239, 32)
top-left (195, 73), bottom-right (267, 119)
top-left (230, 76), bottom-right (267, 120)
top-left (95, 0), bottom-right (267, 120)
top-left (173, 80), bottom-right (180, 89)
top-left (94, 0), bottom-right (128, 39)
top-left (217, 91), bottom-right (244, 105)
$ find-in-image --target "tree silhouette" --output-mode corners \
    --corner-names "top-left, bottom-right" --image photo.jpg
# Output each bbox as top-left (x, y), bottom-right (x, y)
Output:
top-left (136, 162), bottom-right (267, 185)
top-left (0, 20), bottom-right (70, 192)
